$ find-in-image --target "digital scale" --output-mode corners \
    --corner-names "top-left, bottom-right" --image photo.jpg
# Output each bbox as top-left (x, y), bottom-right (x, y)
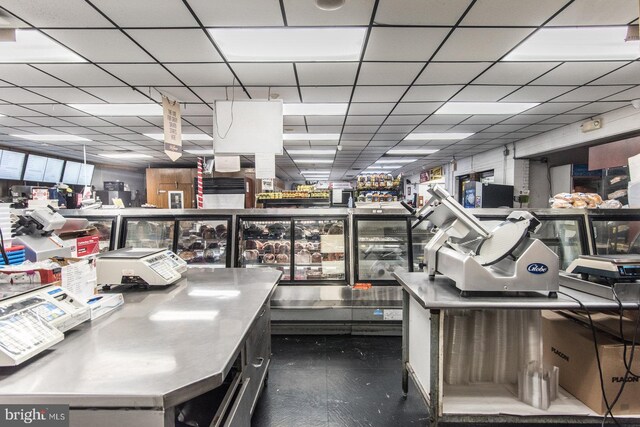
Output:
top-left (566, 255), bottom-right (640, 283)
top-left (0, 285), bottom-right (91, 366)
top-left (96, 248), bottom-right (187, 288)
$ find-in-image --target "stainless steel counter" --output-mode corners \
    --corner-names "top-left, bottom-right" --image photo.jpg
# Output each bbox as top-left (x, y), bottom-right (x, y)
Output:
top-left (0, 268), bottom-right (282, 409)
top-left (393, 271), bottom-right (640, 310)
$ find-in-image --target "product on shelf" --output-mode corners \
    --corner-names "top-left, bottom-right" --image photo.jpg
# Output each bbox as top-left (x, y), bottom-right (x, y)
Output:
top-left (549, 192), bottom-right (611, 209)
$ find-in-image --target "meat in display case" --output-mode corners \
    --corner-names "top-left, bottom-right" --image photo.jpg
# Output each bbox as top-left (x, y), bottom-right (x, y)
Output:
top-left (293, 219), bottom-right (346, 281)
top-left (239, 219), bottom-right (291, 280)
top-left (176, 220), bottom-right (229, 265)
top-left (91, 219), bottom-right (116, 253)
top-left (354, 217), bottom-right (412, 283)
top-left (123, 219), bottom-right (174, 250)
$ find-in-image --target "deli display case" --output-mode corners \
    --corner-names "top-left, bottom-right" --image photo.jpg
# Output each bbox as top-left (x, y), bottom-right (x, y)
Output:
top-left (122, 217), bottom-right (175, 250)
top-left (588, 209), bottom-right (640, 255)
top-left (176, 218), bottom-right (230, 266)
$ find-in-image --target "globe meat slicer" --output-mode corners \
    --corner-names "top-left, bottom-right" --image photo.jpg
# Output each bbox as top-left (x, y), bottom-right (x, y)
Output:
top-left (411, 185), bottom-right (559, 297)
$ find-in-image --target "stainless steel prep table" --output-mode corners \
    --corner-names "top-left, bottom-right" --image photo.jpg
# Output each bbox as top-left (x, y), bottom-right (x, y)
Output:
top-left (394, 271), bottom-right (640, 426)
top-left (0, 268), bottom-right (282, 427)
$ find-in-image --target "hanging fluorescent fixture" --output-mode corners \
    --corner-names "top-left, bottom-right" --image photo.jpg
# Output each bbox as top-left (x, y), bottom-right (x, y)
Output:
top-left (283, 103), bottom-right (348, 116)
top-left (434, 102), bottom-right (538, 115)
top-left (99, 153), bottom-right (152, 159)
top-left (283, 133), bottom-right (340, 141)
top-left (294, 159), bottom-right (334, 164)
top-left (286, 149), bottom-right (336, 155)
top-left (69, 104), bottom-right (163, 116)
top-left (0, 29), bottom-right (86, 63)
top-left (404, 132), bottom-right (474, 140)
top-left (504, 26), bottom-right (640, 61)
top-left (386, 149), bottom-right (440, 155)
top-left (375, 158), bottom-right (418, 164)
top-left (11, 134), bottom-right (91, 142)
top-left (144, 133), bottom-right (212, 141)
top-left (208, 27), bottom-right (366, 62)
top-left (185, 149), bottom-right (215, 155)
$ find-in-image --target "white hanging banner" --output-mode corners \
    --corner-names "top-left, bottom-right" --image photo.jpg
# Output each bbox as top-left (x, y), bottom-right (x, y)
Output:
top-left (261, 178), bottom-right (274, 191)
top-left (255, 153), bottom-right (276, 179)
top-left (163, 96), bottom-right (182, 161)
top-left (215, 155), bottom-right (241, 172)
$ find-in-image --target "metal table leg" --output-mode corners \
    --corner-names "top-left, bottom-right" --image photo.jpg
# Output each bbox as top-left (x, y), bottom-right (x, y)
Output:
top-left (402, 289), bottom-right (410, 398)
top-left (430, 309), bottom-right (441, 427)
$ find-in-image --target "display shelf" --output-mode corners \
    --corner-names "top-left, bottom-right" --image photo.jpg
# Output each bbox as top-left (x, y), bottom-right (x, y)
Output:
top-left (259, 198), bottom-right (330, 208)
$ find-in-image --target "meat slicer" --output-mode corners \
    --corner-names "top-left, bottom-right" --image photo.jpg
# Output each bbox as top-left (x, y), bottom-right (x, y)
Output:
top-left (410, 185), bottom-right (559, 297)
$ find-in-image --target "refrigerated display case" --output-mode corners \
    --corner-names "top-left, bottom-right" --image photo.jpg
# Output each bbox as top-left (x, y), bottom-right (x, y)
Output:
top-left (176, 218), bottom-right (230, 266)
top-left (54, 212), bottom-right (119, 253)
top-left (122, 218), bottom-right (175, 250)
top-left (293, 219), bottom-right (346, 281)
top-left (238, 217), bottom-right (292, 280)
top-left (353, 215), bottom-right (412, 284)
top-left (588, 209), bottom-right (640, 255)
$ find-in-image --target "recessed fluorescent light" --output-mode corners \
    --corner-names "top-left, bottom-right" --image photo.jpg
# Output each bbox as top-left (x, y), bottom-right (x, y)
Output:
top-left (301, 170), bottom-right (331, 174)
top-left (283, 133), bottom-right (340, 141)
top-left (283, 103), bottom-right (348, 116)
top-left (99, 153), bottom-right (152, 159)
top-left (294, 159), bottom-right (334, 164)
top-left (69, 104), bottom-right (163, 116)
top-left (0, 114), bottom-right (5, 117)
top-left (208, 28), bottom-right (366, 62)
top-left (144, 133), bottom-right (212, 141)
top-left (0, 29), bottom-right (86, 63)
top-left (184, 149), bottom-right (215, 156)
top-left (404, 132), bottom-right (474, 140)
top-left (386, 149), bottom-right (440, 155)
top-left (368, 165), bottom-right (402, 169)
top-left (11, 134), bottom-right (91, 142)
top-left (375, 159), bottom-right (418, 164)
top-left (150, 310), bottom-right (219, 321)
top-left (286, 149), bottom-right (336, 155)
top-left (434, 102), bottom-right (538, 115)
top-left (504, 26), bottom-right (640, 61)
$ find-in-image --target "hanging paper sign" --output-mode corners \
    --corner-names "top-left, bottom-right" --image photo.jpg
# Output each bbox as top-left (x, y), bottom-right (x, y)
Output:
top-left (163, 96), bottom-right (182, 161)
top-left (215, 155), bottom-right (241, 172)
top-left (255, 153), bottom-right (276, 179)
top-left (262, 179), bottom-right (274, 191)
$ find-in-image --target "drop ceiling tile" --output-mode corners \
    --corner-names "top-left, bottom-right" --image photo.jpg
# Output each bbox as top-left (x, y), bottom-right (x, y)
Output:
top-left (434, 28), bottom-right (534, 61)
top-left (547, 0), bottom-right (639, 25)
top-left (146, 86), bottom-right (203, 103)
top-left (282, 116), bottom-right (305, 126)
top-left (165, 64), bottom-right (235, 86)
top-left (449, 124), bottom-right (490, 132)
top-left (532, 62), bottom-right (626, 86)
top-left (352, 86), bottom-right (406, 102)
top-left (0, 0), bottom-right (113, 27)
top-left (300, 87), bottom-right (352, 102)
top-left (345, 115), bottom-right (386, 125)
top-left (91, 0), bottom-right (198, 27)
top-left (190, 87), bottom-right (233, 102)
top-left (0, 117), bottom-right (41, 127)
top-left (451, 85), bottom-right (516, 102)
top-left (385, 115), bottom-right (426, 125)
top-left (460, 114), bottom-right (512, 124)
top-left (126, 29), bottom-right (223, 62)
top-left (364, 28), bottom-right (449, 61)
top-left (416, 62), bottom-right (490, 85)
top-left (369, 140), bottom-right (397, 147)
top-left (295, 62), bottom-right (358, 86)
top-left (181, 103), bottom-right (214, 115)
top-left (601, 85), bottom-right (640, 101)
top-left (520, 123), bottom-right (564, 132)
top-left (343, 125), bottom-right (378, 133)
top-left (404, 85), bottom-right (463, 102)
top-left (99, 117), bottom-right (154, 127)
top-left (28, 104), bottom-right (89, 116)
top-left (540, 115), bottom-right (589, 124)
top-left (27, 87), bottom-right (104, 103)
top-left (501, 86), bottom-right (575, 102)
top-left (44, 30), bottom-right (154, 62)
top-left (58, 116), bottom-right (111, 126)
top-left (248, 87), bottom-right (300, 102)
top-left (393, 102), bottom-right (443, 115)
top-left (33, 64), bottom-right (124, 86)
top-left (474, 62), bottom-right (560, 85)
top-left (358, 62), bottom-right (424, 85)
top-left (184, 116), bottom-right (215, 126)
top-left (589, 62), bottom-right (640, 85)
top-left (283, 0), bottom-right (373, 25)
top-left (0, 105), bottom-right (45, 117)
top-left (305, 116), bottom-right (345, 126)
top-left (376, 0), bottom-right (471, 25)
top-left (188, 0), bottom-right (283, 26)
top-left (553, 86), bottom-right (633, 102)
top-left (0, 88), bottom-right (53, 103)
top-left (231, 63), bottom-right (296, 86)
top-left (379, 125), bottom-right (416, 133)
top-left (0, 65), bottom-right (67, 87)
top-left (568, 101), bottom-right (630, 114)
top-left (348, 103), bottom-right (395, 115)
top-left (461, 0), bottom-right (563, 25)
top-left (484, 124), bottom-right (528, 133)
top-left (501, 114), bottom-right (553, 124)
top-left (96, 64), bottom-right (178, 87)
top-left (423, 114), bottom-right (469, 124)
top-left (341, 133), bottom-right (372, 140)
top-left (307, 125), bottom-right (342, 133)
top-left (82, 87), bottom-right (153, 103)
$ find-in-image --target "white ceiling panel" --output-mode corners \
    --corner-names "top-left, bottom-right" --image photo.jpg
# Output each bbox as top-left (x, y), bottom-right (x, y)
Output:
top-left (532, 62), bottom-right (626, 86)
top-left (165, 64), bottom-right (235, 86)
top-left (501, 86), bottom-right (575, 102)
top-left (569, 101), bottom-right (630, 114)
top-left (0, 0), bottom-right (113, 27)
top-left (24, 117), bottom-right (79, 127)
top-left (91, 0), bottom-right (197, 27)
top-left (422, 114), bottom-right (469, 124)
top-left (434, 28), bottom-right (534, 61)
top-left (343, 125), bottom-right (379, 133)
top-left (461, 0), bottom-right (563, 26)
top-left (247, 87), bottom-right (300, 102)
top-left (348, 103), bottom-right (396, 115)
top-left (364, 28), bottom-right (449, 61)
top-left (305, 116), bottom-right (345, 126)
top-left (44, 30), bottom-right (154, 63)
top-left (460, 114), bottom-right (512, 124)
top-left (126, 29), bottom-right (223, 62)
top-left (82, 87), bottom-right (154, 103)
top-left (231, 63), bottom-right (296, 86)
top-left (145, 87), bottom-right (203, 103)
top-left (451, 85), bottom-right (516, 102)
top-left (403, 85), bottom-right (463, 102)
top-left (345, 115), bottom-right (386, 125)
top-left (0, 87), bottom-right (53, 103)
top-left (473, 62), bottom-right (560, 85)
top-left (501, 114), bottom-right (553, 124)
top-left (33, 64), bottom-right (125, 86)
top-left (0, 105), bottom-right (45, 117)
top-left (0, 117), bottom-right (42, 127)
top-left (416, 62), bottom-right (490, 85)
top-left (282, 116), bottom-right (305, 126)
top-left (539, 115), bottom-right (586, 125)
top-left (553, 85), bottom-right (633, 102)
top-left (352, 86), bottom-right (406, 102)
top-left (589, 62), bottom-right (640, 85)
top-left (190, 87), bottom-right (235, 102)
top-left (187, 0), bottom-right (283, 26)
top-left (602, 85), bottom-right (640, 101)
top-left (358, 62), bottom-right (424, 85)
top-left (376, 0), bottom-right (471, 25)
top-left (283, 0), bottom-right (373, 25)
top-left (392, 102), bottom-right (443, 115)
top-left (385, 115), bottom-right (426, 125)
top-left (28, 104), bottom-right (89, 116)
top-left (295, 63), bottom-right (358, 86)
top-left (0, 65), bottom-right (67, 87)
top-left (547, 0), bottom-right (639, 26)
top-left (300, 87), bottom-right (352, 102)
top-left (178, 103), bottom-right (213, 115)
top-left (101, 64), bottom-right (181, 86)
top-left (28, 87), bottom-right (104, 103)
top-left (379, 125), bottom-right (416, 133)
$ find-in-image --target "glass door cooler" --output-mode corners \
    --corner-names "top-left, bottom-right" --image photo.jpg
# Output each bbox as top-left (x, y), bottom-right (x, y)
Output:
top-left (588, 209), bottom-right (640, 255)
top-left (237, 218), bottom-right (292, 281)
top-left (122, 217), bottom-right (175, 250)
top-left (293, 218), bottom-right (347, 283)
top-left (175, 218), bottom-right (231, 266)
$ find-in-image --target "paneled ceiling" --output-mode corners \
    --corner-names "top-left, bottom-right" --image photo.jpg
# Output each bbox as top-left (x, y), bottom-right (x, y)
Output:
top-left (0, 0), bottom-right (638, 180)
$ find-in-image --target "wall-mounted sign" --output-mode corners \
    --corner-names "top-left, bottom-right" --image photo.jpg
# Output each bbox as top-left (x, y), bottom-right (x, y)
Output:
top-left (163, 96), bottom-right (182, 161)
top-left (420, 171), bottom-right (430, 183)
top-left (430, 166), bottom-right (443, 180)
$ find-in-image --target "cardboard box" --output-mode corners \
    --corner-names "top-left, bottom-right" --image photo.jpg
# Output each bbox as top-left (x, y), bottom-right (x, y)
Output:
top-left (543, 311), bottom-right (640, 415)
top-left (57, 226), bottom-right (101, 258)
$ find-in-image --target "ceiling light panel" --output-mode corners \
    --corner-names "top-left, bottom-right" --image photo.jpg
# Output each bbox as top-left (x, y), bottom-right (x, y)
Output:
top-left (404, 132), bottom-right (474, 140)
top-left (99, 153), bottom-right (153, 159)
top-left (293, 159), bottom-right (334, 164)
top-left (0, 30), bottom-right (86, 63)
top-left (208, 28), bottom-right (366, 62)
top-left (68, 104), bottom-right (163, 116)
top-left (282, 103), bottom-right (348, 116)
top-left (386, 149), bottom-right (440, 155)
top-left (504, 27), bottom-right (640, 61)
top-left (435, 102), bottom-right (539, 115)
top-left (286, 149), bottom-right (336, 155)
top-left (144, 133), bottom-right (213, 141)
top-left (375, 159), bottom-right (418, 164)
top-left (11, 134), bottom-right (91, 142)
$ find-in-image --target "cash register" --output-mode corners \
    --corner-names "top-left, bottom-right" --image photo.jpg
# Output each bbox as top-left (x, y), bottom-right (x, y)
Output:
top-left (96, 248), bottom-right (187, 288)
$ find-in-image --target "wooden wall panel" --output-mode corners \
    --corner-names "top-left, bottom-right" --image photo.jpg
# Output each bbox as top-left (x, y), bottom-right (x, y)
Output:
top-left (146, 168), bottom-right (197, 208)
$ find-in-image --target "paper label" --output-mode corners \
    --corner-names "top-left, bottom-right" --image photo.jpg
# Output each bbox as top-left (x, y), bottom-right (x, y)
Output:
top-left (61, 261), bottom-right (96, 300)
top-left (320, 235), bottom-right (344, 253)
top-left (383, 309), bottom-right (403, 321)
top-left (215, 155), bottom-right (241, 173)
top-left (321, 260), bottom-right (345, 275)
top-left (255, 153), bottom-right (276, 179)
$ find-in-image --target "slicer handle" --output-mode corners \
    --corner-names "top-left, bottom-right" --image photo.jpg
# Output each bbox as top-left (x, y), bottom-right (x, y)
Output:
top-left (401, 201), bottom-right (416, 215)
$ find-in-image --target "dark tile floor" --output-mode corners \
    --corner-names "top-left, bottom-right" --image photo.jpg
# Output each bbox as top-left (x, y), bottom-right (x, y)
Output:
top-left (251, 335), bottom-right (430, 427)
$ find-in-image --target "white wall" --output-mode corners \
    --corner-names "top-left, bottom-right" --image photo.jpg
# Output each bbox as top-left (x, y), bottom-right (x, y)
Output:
top-left (92, 166), bottom-right (146, 194)
top-left (528, 160), bottom-right (551, 208)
